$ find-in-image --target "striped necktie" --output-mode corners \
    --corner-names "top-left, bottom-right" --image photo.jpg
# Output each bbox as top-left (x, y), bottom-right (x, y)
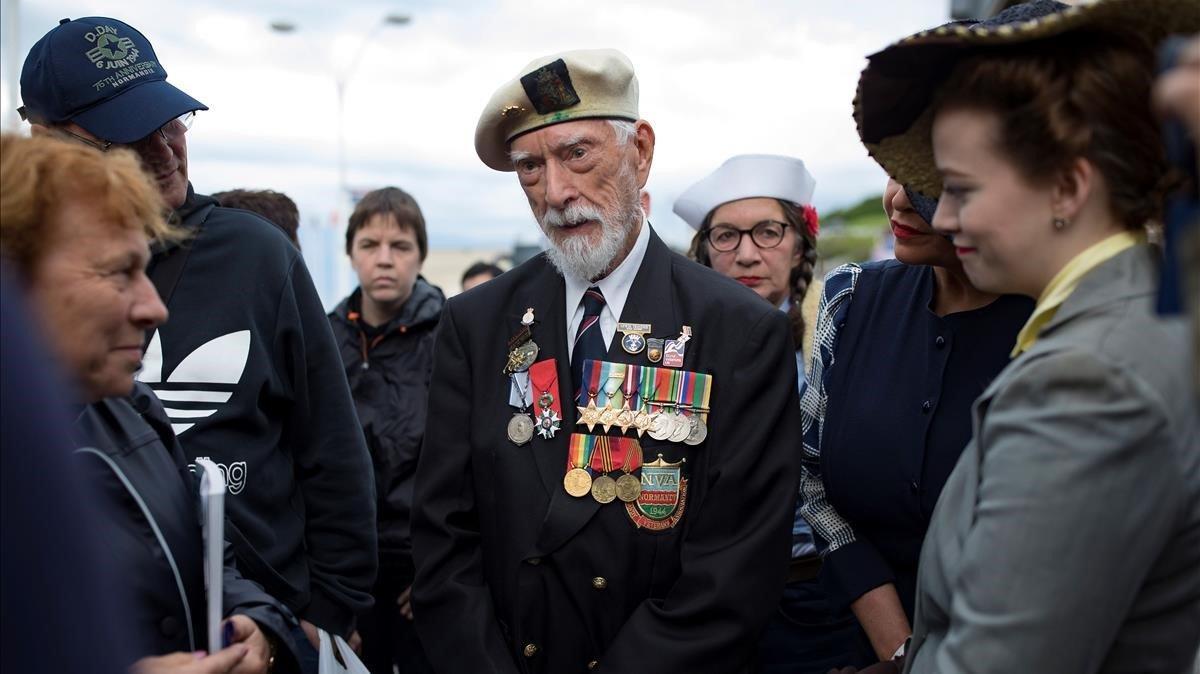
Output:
top-left (572, 286), bottom-right (607, 397)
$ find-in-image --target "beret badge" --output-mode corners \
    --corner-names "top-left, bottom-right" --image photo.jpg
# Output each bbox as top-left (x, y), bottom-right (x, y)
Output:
top-left (520, 58), bottom-right (581, 115)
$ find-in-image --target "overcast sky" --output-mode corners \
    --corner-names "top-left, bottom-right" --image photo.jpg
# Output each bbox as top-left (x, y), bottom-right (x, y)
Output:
top-left (1, 0), bottom-right (948, 251)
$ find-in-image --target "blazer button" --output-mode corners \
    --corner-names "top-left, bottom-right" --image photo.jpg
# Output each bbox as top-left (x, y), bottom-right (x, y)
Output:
top-left (159, 615), bottom-right (180, 638)
top-left (935, 335), bottom-right (946, 348)
top-left (523, 643), bottom-right (539, 657)
top-left (588, 660), bottom-right (599, 670)
top-left (921, 400), bottom-right (932, 413)
top-left (591, 576), bottom-right (608, 590)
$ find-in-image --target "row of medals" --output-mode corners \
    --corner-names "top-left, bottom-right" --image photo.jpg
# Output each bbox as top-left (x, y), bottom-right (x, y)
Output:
top-left (564, 461), bottom-right (641, 504)
top-left (577, 397), bottom-right (707, 445)
top-left (503, 310), bottom-right (699, 503)
top-left (505, 307), bottom-right (546, 446)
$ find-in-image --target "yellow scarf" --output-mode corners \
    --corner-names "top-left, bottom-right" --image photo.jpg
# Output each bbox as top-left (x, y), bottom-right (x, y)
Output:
top-left (1011, 230), bottom-right (1145, 357)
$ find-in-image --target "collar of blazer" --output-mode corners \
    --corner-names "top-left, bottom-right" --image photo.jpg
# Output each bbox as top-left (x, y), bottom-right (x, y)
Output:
top-left (1034, 244), bottom-right (1157, 346)
top-left (974, 243), bottom-right (1158, 414)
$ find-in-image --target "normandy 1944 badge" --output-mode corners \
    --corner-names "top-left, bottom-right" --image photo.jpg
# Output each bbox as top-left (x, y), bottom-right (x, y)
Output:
top-left (626, 455), bottom-right (688, 530)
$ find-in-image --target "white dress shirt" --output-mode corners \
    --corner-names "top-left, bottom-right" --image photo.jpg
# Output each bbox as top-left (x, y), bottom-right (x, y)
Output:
top-left (563, 220), bottom-right (651, 361)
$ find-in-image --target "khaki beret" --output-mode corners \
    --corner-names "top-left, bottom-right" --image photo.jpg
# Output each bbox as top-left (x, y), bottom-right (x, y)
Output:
top-left (475, 48), bottom-right (639, 172)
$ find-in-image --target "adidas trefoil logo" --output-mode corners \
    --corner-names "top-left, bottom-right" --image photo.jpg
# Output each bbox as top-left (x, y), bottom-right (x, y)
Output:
top-left (137, 330), bottom-right (250, 435)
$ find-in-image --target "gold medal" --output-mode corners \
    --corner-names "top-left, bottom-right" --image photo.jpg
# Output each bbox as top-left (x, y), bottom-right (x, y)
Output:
top-left (507, 413), bottom-right (534, 445)
top-left (576, 389), bottom-right (602, 432)
top-left (578, 402), bottom-right (602, 431)
top-left (591, 474), bottom-right (617, 504)
top-left (598, 407), bottom-right (620, 433)
top-left (615, 408), bottom-right (635, 434)
top-left (563, 467), bottom-right (593, 497)
top-left (615, 473), bottom-right (641, 502)
top-left (632, 410), bottom-right (651, 437)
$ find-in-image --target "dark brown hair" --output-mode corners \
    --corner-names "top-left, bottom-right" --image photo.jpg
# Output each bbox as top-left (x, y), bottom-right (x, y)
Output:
top-left (213, 189), bottom-right (300, 247)
top-left (345, 187), bottom-right (428, 260)
top-left (934, 30), bottom-right (1167, 228)
top-left (688, 199), bottom-right (818, 348)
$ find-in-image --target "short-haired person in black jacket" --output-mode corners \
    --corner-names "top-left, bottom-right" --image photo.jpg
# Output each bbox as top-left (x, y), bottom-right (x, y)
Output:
top-left (20, 18), bottom-right (377, 671)
top-left (330, 187), bottom-right (444, 674)
top-left (1, 134), bottom-right (298, 673)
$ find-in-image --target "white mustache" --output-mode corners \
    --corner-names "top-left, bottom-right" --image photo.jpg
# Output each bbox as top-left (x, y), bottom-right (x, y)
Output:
top-left (541, 202), bottom-right (604, 228)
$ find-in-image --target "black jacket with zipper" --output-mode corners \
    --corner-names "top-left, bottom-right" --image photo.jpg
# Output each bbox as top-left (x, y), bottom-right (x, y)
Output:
top-left (329, 278), bottom-right (444, 586)
top-left (73, 383), bottom-right (299, 669)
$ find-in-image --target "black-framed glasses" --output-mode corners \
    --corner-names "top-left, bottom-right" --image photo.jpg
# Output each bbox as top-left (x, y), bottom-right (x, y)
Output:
top-left (704, 220), bottom-right (791, 252)
top-left (52, 111), bottom-right (197, 153)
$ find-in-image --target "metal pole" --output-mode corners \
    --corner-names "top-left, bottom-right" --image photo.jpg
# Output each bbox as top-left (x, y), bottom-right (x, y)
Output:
top-left (336, 77), bottom-right (347, 204)
top-left (2, 0), bottom-right (21, 132)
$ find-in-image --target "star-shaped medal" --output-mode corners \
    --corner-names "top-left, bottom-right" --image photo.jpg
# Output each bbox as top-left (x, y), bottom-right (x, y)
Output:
top-left (576, 399), bottom-right (601, 432)
top-left (536, 408), bottom-right (561, 439)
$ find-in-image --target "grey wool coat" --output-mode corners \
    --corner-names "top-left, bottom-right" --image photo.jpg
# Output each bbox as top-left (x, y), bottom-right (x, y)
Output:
top-left (905, 244), bottom-right (1200, 673)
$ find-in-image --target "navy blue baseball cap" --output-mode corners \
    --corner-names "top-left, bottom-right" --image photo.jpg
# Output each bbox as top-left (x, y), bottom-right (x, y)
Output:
top-left (19, 17), bottom-right (207, 144)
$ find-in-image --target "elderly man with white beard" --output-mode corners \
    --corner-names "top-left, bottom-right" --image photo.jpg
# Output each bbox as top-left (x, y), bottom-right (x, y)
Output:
top-left (412, 49), bottom-right (803, 674)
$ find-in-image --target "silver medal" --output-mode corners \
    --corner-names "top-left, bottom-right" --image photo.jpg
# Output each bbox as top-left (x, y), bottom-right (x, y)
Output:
top-left (507, 413), bottom-right (535, 445)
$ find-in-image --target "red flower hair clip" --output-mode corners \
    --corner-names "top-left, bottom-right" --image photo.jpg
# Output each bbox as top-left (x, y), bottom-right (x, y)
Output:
top-left (801, 204), bottom-right (819, 238)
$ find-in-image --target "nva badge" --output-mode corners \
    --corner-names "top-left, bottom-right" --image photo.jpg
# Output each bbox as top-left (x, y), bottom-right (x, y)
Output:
top-left (626, 455), bottom-right (688, 530)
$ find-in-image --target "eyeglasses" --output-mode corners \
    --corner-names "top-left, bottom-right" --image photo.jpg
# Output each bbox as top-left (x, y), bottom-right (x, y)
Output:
top-left (704, 220), bottom-right (791, 252)
top-left (54, 111), bottom-right (197, 153)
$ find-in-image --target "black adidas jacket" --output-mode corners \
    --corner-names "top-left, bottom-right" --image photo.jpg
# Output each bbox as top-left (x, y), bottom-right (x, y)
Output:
top-left (140, 186), bottom-right (377, 637)
top-left (329, 279), bottom-right (444, 587)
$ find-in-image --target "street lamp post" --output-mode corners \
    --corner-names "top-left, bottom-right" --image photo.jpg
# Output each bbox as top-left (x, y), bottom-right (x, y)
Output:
top-left (270, 13), bottom-right (410, 305)
top-left (271, 13), bottom-right (410, 202)
top-left (2, 0), bottom-right (22, 132)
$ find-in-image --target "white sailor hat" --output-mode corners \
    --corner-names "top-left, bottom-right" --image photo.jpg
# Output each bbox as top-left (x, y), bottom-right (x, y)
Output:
top-left (673, 154), bottom-right (817, 231)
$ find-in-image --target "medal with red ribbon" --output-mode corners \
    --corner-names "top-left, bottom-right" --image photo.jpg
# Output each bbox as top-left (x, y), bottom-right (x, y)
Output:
top-left (590, 435), bottom-right (618, 503)
top-left (588, 435), bottom-right (643, 504)
top-left (528, 359), bottom-right (561, 440)
top-left (613, 438), bottom-right (643, 502)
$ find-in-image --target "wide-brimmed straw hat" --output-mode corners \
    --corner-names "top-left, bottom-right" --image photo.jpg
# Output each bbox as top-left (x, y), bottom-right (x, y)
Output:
top-left (854, 0), bottom-right (1200, 198)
